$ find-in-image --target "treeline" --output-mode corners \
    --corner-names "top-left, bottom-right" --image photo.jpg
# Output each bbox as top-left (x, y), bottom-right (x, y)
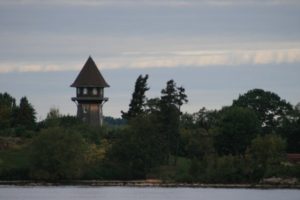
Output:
top-left (0, 75), bottom-right (299, 183)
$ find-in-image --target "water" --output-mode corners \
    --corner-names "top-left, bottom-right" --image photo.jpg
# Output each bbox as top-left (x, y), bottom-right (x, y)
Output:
top-left (0, 186), bottom-right (299, 200)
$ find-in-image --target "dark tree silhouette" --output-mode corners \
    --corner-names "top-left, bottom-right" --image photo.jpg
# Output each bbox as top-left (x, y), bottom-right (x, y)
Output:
top-left (160, 79), bottom-right (188, 164)
top-left (233, 88), bottom-right (293, 133)
top-left (13, 97), bottom-right (36, 130)
top-left (121, 74), bottom-right (149, 120)
top-left (0, 92), bottom-right (16, 128)
top-left (215, 106), bottom-right (260, 155)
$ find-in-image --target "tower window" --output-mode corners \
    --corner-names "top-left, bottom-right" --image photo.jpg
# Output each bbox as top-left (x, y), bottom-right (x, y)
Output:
top-left (83, 105), bottom-right (88, 114)
top-left (92, 88), bottom-right (98, 95)
top-left (77, 88), bottom-right (80, 95)
top-left (83, 88), bottom-right (88, 95)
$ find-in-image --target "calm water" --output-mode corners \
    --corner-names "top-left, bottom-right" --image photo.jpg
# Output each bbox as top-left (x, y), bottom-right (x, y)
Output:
top-left (0, 186), bottom-right (299, 200)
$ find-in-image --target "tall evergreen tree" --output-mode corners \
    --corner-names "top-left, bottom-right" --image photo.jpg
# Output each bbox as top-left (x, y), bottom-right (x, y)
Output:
top-left (0, 92), bottom-right (16, 128)
top-left (161, 80), bottom-right (188, 111)
top-left (13, 97), bottom-right (36, 130)
top-left (121, 74), bottom-right (149, 120)
top-left (160, 80), bottom-right (188, 164)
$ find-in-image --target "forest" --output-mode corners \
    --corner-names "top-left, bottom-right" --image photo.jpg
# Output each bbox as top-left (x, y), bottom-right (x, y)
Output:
top-left (0, 74), bottom-right (299, 183)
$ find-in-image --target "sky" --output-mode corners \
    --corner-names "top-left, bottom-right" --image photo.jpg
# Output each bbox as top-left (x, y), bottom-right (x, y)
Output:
top-left (0, 0), bottom-right (300, 120)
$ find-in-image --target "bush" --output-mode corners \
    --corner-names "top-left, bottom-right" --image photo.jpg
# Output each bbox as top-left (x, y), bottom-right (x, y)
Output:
top-left (29, 127), bottom-right (87, 180)
top-left (247, 134), bottom-right (286, 168)
top-left (0, 147), bottom-right (31, 180)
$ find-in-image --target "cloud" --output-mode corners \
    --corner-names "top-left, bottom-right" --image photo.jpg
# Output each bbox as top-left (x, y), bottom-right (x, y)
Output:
top-left (0, 63), bottom-right (81, 73)
top-left (1, 48), bottom-right (300, 73)
top-left (117, 48), bottom-right (300, 68)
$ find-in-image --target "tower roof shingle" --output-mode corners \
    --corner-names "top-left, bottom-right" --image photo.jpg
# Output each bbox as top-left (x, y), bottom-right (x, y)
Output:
top-left (71, 56), bottom-right (109, 88)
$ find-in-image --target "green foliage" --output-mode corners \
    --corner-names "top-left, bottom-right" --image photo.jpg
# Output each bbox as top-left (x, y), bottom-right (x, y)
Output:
top-left (181, 128), bottom-right (214, 159)
top-left (0, 147), bottom-right (31, 180)
top-left (103, 116), bottom-right (126, 126)
top-left (40, 111), bottom-right (105, 144)
top-left (247, 134), bottom-right (286, 169)
top-left (81, 142), bottom-right (108, 179)
top-left (121, 74), bottom-right (149, 120)
top-left (277, 110), bottom-right (300, 153)
top-left (150, 157), bottom-right (192, 182)
top-left (208, 155), bottom-right (247, 183)
top-left (263, 164), bottom-right (300, 179)
top-left (44, 107), bottom-right (61, 127)
top-left (40, 114), bottom-right (81, 130)
top-left (0, 93), bottom-right (37, 137)
top-left (160, 80), bottom-right (188, 164)
top-left (180, 108), bottom-right (219, 136)
top-left (161, 80), bottom-right (188, 111)
top-left (13, 97), bottom-right (36, 130)
top-left (215, 106), bottom-right (260, 155)
top-left (0, 92), bottom-right (16, 129)
top-left (1, 88), bottom-right (299, 183)
top-left (233, 88), bottom-right (293, 133)
top-left (29, 127), bottom-right (87, 180)
top-left (46, 107), bottom-right (60, 119)
top-left (107, 114), bottom-right (165, 179)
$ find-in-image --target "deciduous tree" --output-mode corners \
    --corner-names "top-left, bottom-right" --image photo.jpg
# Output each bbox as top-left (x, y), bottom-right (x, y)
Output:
top-left (215, 106), bottom-right (260, 155)
top-left (247, 134), bottom-right (286, 171)
top-left (233, 89), bottom-right (293, 133)
top-left (30, 127), bottom-right (87, 180)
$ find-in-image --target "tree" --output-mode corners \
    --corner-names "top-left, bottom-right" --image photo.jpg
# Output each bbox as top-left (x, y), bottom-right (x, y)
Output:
top-left (13, 97), bottom-right (36, 130)
top-left (160, 80), bottom-right (188, 164)
top-left (232, 89), bottom-right (293, 133)
top-left (107, 114), bottom-right (164, 179)
top-left (215, 106), bottom-right (260, 155)
top-left (278, 108), bottom-right (300, 153)
top-left (103, 116), bottom-right (126, 126)
top-left (246, 134), bottom-right (286, 176)
top-left (295, 102), bottom-right (300, 112)
top-left (0, 92), bottom-right (16, 128)
top-left (181, 128), bottom-right (214, 159)
top-left (44, 107), bottom-right (61, 127)
top-left (30, 127), bottom-right (87, 180)
top-left (145, 97), bottom-right (161, 114)
top-left (46, 107), bottom-right (60, 120)
top-left (161, 80), bottom-right (188, 112)
top-left (121, 74), bottom-right (149, 120)
top-left (181, 107), bottom-right (219, 131)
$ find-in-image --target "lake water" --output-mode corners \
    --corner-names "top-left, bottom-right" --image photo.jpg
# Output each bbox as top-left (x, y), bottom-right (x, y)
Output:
top-left (0, 186), bottom-right (299, 200)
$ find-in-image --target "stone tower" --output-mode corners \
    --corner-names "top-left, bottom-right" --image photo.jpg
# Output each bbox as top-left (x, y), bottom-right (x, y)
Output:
top-left (71, 56), bottom-right (109, 126)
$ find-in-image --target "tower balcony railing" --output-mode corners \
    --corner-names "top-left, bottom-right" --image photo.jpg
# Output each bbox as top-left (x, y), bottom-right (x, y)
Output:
top-left (71, 96), bottom-right (108, 103)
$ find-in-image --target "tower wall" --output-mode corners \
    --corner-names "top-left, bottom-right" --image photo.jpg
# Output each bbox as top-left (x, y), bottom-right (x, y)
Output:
top-left (77, 102), bottom-right (103, 126)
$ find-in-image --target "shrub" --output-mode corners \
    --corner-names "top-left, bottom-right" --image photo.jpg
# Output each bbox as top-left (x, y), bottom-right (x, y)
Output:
top-left (29, 127), bottom-right (87, 180)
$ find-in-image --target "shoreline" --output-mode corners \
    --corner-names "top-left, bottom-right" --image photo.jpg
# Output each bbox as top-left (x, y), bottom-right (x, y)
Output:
top-left (0, 180), bottom-right (299, 189)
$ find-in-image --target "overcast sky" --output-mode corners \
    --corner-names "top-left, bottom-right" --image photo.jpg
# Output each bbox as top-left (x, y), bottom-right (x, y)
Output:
top-left (0, 0), bottom-right (300, 119)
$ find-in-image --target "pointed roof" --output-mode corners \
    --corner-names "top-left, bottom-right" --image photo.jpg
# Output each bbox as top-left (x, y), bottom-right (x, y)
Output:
top-left (71, 56), bottom-right (109, 87)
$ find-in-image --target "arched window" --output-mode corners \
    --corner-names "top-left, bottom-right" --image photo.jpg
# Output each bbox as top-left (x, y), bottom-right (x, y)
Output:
top-left (92, 88), bottom-right (98, 95)
top-left (83, 88), bottom-right (88, 95)
top-left (77, 88), bottom-right (80, 95)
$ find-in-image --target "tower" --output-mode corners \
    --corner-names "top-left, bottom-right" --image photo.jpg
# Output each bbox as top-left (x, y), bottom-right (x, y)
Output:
top-left (71, 56), bottom-right (109, 126)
